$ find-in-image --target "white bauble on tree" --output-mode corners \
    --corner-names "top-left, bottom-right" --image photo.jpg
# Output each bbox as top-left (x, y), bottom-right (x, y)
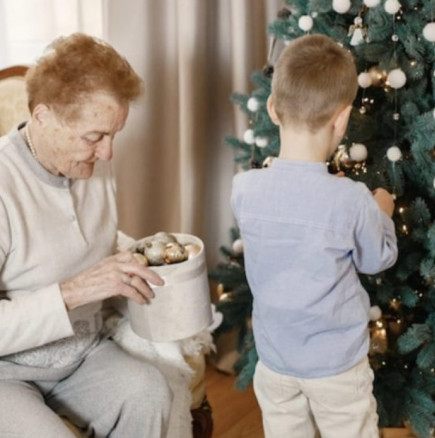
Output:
top-left (247, 97), bottom-right (260, 112)
top-left (332, 0), bottom-right (351, 14)
top-left (387, 68), bottom-right (407, 89)
top-left (369, 305), bottom-right (382, 321)
top-left (363, 0), bottom-right (381, 7)
top-left (358, 72), bottom-right (373, 88)
top-left (423, 23), bottom-right (435, 42)
top-left (298, 15), bottom-right (314, 31)
top-left (387, 146), bottom-right (402, 162)
top-left (232, 238), bottom-right (243, 255)
top-left (349, 143), bottom-right (368, 162)
top-left (243, 129), bottom-right (255, 145)
top-left (255, 137), bottom-right (269, 148)
top-left (384, 0), bottom-right (401, 14)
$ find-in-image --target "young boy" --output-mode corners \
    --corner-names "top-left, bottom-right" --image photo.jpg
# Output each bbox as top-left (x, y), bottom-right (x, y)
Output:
top-left (231, 34), bottom-right (398, 438)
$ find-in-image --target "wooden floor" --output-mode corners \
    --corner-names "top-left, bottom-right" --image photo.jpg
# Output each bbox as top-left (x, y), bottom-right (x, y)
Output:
top-left (205, 364), bottom-right (264, 438)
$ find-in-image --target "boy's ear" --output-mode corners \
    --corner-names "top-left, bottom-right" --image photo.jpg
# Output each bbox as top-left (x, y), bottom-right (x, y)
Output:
top-left (333, 105), bottom-right (352, 139)
top-left (267, 95), bottom-right (281, 126)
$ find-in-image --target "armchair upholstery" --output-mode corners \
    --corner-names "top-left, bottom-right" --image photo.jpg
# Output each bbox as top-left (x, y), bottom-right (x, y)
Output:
top-left (0, 65), bottom-right (213, 438)
top-left (0, 66), bottom-right (30, 136)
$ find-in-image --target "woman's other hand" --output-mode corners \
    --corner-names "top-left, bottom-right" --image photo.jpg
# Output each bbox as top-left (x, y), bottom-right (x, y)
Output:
top-left (60, 251), bottom-right (164, 310)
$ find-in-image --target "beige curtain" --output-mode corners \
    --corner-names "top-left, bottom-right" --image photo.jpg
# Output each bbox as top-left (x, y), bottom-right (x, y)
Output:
top-left (105, 0), bottom-right (281, 267)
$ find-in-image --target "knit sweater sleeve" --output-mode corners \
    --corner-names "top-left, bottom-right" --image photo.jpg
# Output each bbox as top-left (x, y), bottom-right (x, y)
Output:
top-left (0, 197), bottom-right (74, 356)
top-left (0, 285), bottom-right (74, 356)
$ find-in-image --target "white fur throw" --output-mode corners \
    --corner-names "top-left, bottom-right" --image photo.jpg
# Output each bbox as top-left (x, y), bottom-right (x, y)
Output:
top-left (107, 315), bottom-right (216, 438)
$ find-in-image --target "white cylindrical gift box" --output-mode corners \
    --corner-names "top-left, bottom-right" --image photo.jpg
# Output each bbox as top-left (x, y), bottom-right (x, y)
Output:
top-left (128, 233), bottom-right (212, 342)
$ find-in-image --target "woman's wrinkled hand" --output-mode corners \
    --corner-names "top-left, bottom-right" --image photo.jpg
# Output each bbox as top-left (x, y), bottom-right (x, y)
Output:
top-left (60, 251), bottom-right (164, 310)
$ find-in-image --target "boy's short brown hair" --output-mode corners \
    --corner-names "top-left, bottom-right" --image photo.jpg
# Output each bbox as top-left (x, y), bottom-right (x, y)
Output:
top-left (271, 34), bottom-right (358, 132)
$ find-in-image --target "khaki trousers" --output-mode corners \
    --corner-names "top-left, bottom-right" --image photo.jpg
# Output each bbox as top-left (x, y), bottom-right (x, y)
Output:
top-left (253, 357), bottom-right (379, 438)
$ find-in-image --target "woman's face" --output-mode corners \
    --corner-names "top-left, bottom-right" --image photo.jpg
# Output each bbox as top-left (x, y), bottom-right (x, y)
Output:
top-left (36, 92), bottom-right (129, 179)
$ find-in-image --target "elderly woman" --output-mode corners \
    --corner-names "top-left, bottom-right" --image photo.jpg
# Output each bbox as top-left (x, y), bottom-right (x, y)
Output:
top-left (0, 33), bottom-right (172, 437)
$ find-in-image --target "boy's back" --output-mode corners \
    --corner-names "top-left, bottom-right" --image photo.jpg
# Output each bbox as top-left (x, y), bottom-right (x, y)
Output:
top-left (232, 158), bottom-right (397, 378)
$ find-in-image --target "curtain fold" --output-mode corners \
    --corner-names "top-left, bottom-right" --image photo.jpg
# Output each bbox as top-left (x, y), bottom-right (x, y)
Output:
top-left (105, 0), bottom-right (281, 266)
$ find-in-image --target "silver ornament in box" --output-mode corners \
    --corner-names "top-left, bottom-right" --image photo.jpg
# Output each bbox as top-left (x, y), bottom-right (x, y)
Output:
top-left (128, 233), bottom-right (212, 342)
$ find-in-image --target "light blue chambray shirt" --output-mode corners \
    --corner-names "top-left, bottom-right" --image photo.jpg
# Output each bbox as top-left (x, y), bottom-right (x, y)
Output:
top-left (231, 158), bottom-right (398, 378)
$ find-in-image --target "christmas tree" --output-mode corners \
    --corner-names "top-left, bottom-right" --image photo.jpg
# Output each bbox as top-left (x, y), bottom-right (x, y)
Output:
top-left (210, 1), bottom-right (435, 436)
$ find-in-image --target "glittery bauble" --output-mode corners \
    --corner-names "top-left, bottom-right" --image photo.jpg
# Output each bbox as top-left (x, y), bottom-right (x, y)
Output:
top-left (349, 143), bottom-right (368, 162)
top-left (387, 145), bottom-right (402, 162)
top-left (247, 97), bottom-right (260, 112)
top-left (255, 137), bottom-right (269, 148)
top-left (163, 242), bottom-right (188, 264)
top-left (333, 145), bottom-right (353, 169)
top-left (243, 129), bottom-right (255, 145)
top-left (153, 231), bottom-right (177, 245)
top-left (232, 238), bottom-right (244, 255)
top-left (332, 0), bottom-right (351, 13)
top-left (384, 0), bottom-right (401, 15)
top-left (298, 15), bottom-right (313, 31)
top-left (369, 305), bottom-right (382, 321)
top-left (144, 240), bottom-right (166, 265)
top-left (358, 72), bottom-right (372, 88)
top-left (423, 23), bottom-right (435, 42)
top-left (387, 68), bottom-right (406, 89)
top-left (368, 66), bottom-right (387, 87)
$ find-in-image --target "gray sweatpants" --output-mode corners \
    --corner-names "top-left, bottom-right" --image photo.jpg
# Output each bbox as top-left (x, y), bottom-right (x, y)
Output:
top-left (0, 338), bottom-right (172, 438)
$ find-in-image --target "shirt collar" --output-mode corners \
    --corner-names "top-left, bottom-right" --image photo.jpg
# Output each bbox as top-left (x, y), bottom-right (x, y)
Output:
top-left (271, 157), bottom-right (328, 173)
top-left (9, 122), bottom-right (71, 189)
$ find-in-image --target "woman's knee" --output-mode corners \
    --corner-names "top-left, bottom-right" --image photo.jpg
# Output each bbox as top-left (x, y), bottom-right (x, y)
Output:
top-left (0, 381), bottom-right (76, 438)
top-left (113, 354), bottom-right (173, 411)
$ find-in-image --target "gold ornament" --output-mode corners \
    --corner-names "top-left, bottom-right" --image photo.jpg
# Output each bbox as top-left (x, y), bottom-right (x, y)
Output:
top-left (216, 283), bottom-right (225, 297)
top-left (163, 242), bottom-right (188, 264)
top-left (332, 145), bottom-right (353, 171)
top-left (369, 319), bottom-right (388, 355)
top-left (152, 231), bottom-right (177, 245)
top-left (144, 240), bottom-right (166, 265)
top-left (133, 252), bottom-right (148, 266)
top-left (368, 66), bottom-right (387, 87)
